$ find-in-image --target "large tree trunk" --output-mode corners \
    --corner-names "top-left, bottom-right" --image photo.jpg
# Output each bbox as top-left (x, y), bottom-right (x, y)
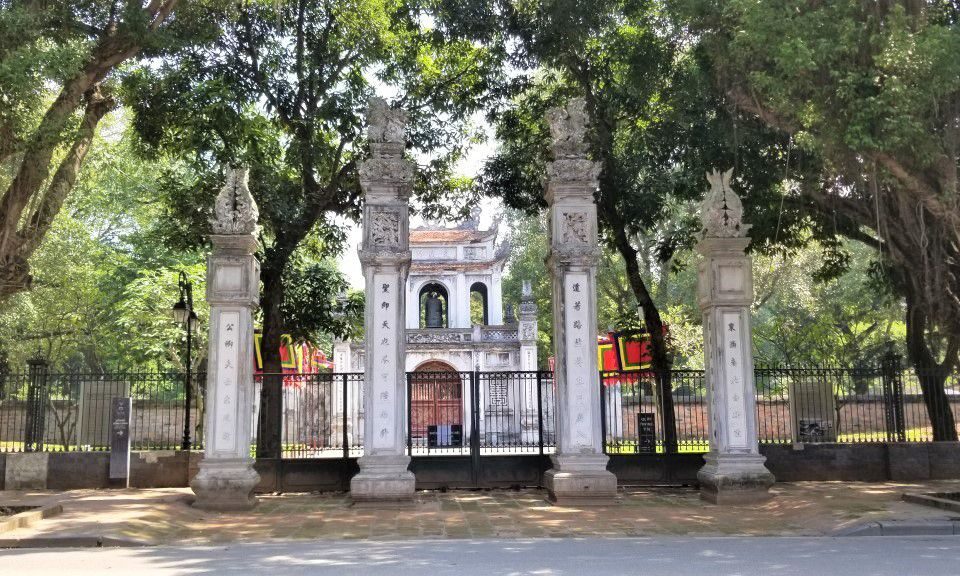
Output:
top-left (578, 80), bottom-right (680, 453)
top-left (604, 206), bottom-right (679, 453)
top-left (256, 261), bottom-right (286, 459)
top-left (904, 283), bottom-right (958, 441)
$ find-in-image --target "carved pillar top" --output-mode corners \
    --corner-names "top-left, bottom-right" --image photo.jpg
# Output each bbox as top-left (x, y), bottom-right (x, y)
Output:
top-left (211, 168), bottom-right (259, 236)
top-left (699, 169), bottom-right (750, 240)
top-left (545, 99), bottom-right (601, 268)
top-left (359, 97), bottom-right (414, 202)
top-left (359, 97), bottom-right (413, 265)
top-left (519, 280), bottom-right (538, 321)
top-left (545, 98), bottom-right (601, 206)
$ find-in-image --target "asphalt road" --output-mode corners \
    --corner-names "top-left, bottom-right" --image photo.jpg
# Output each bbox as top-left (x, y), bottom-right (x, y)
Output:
top-left (2, 536), bottom-right (959, 575)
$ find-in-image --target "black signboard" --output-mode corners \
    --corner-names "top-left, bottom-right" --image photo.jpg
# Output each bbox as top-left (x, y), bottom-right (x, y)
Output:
top-left (109, 397), bottom-right (132, 487)
top-left (637, 412), bottom-right (656, 454)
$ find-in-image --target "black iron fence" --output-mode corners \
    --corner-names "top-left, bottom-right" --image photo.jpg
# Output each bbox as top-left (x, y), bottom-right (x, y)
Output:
top-left (601, 370), bottom-right (708, 454)
top-left (404, 370), bottom-right (556, 456)
top-left (252, 373), bottom-right (364, 459)
top-left (6, 361), bottom-right (959, 457)
top-left (0, 368), bottom-right (204, 452)
top-left (600, 362), bottom-right (960, 453)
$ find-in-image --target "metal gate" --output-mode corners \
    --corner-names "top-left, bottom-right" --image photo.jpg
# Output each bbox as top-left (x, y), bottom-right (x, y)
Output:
top-left (407, 370), bottom-right (557, 488)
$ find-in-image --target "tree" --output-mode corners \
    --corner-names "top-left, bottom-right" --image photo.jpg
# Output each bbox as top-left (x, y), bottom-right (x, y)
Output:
top-left (127, 0), bottom-right (509, 457)
top-left (683, 0), bottom-right (960, 439)
top-left (484, 0), bottom-right (800, 450)
top-left (0, 111), bottom-right (208, 372)
top-left (0, 1), bottom-right (219, 301)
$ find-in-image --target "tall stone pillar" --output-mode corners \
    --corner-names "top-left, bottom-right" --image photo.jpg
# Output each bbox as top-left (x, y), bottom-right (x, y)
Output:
top-left (543, 99), bottom-right (617, 505)
top-left (696, 169), bottom-right (775, 504)
top-left (350, 97), bottom-right (416, 502)
top-left (191, 168), bottom-right (261, 511)
top-left (519, 281), bottom-right (541, 444)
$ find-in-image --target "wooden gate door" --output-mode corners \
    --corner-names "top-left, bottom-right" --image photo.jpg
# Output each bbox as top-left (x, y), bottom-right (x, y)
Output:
top-left (410, 363), bottom-right (464, 439)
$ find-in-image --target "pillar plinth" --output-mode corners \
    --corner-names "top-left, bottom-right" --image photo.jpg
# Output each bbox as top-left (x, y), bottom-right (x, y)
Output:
top-left (191, 169), bottom-right (261, 511)
top-left (350, 98), bottom-right (416, 502)
top-left (542, 100), bottom-right (616, 505)
top-left (695, 171), bottom-right (774, 504)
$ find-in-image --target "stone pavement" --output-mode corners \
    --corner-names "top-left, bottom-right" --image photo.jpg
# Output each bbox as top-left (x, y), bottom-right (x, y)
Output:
top-left (2, 480), bottom-right (959, 545)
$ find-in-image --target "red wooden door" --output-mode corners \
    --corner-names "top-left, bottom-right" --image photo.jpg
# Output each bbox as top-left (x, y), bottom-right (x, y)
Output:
top-left (411, 363), bottom-right (463, 438)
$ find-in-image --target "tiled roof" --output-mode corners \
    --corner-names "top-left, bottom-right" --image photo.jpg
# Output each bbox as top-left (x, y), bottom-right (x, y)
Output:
top-left (410, 229), bottom-right (495, 244)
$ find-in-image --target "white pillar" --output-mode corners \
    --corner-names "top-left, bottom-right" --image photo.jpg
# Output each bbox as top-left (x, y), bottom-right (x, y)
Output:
top-left (350, 98), bottom-right (416, 502)
top-left (696, 169), bottom-right (774, 504)
top-left (519, 280), bottom-right (540, 444)
top-left (191, 168), bottom-right (261, 511)
top-left (542, 99), bottom-right (617, 505)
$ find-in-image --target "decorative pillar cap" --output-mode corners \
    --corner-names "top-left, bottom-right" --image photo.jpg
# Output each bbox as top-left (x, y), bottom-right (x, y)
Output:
top-left (700, 169), bottom-right (751, 239)
top-left (360, 97), bottom-right (414, 193)
top-left (544, 99), bottom-right (601, 199)
top-left (211, 167), bottom-right (259, 236)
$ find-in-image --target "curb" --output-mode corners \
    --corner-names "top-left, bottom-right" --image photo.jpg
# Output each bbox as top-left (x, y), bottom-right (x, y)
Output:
top-left (834, 520), bottom-right (960, 537)
top-left (0, 536), bottom-right (151, 549)
top-left (0, 504), bottom-right (63, 535)
top-left (903, 493), bottom-right (960, 514)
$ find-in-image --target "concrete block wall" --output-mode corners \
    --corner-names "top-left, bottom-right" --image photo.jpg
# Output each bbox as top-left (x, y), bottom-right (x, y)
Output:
top-left (1, 442), bottom-right (959, 490)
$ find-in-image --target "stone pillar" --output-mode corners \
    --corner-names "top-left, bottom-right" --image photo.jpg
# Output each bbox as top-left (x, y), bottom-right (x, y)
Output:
top-left (350, 97), bottom-right (416, 502)
top-left (519, 281), bottom-right (540, 444)
top-left (191, 168), bottom-right (261, 511)
top-left (542, 99), bottom-right (617, 505)
top-left (696, 169), bottom-right (775, 504)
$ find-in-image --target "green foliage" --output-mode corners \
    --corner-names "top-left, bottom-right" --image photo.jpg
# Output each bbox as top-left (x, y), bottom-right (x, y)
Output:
top-left (0, 112), bottom-right (208, 371)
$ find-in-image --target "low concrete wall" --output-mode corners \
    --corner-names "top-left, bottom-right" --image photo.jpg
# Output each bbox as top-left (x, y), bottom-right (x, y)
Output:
top-left (1, 442), bottom-right (958, 491)
top-left (760, 442), bottom-right (960, 482)
top-left (760, 443), bottom-right (889, 482)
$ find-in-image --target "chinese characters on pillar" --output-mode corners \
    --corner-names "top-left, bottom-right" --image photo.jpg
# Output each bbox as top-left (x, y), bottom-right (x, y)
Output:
top-left (721, 311), bottom-right (748, 449)
top-left (214, 311), bottom-right (240, 453)
top-left (372, 274), bottom-right (396, 449)
top-left (564, 273), bottom-right (592, 450)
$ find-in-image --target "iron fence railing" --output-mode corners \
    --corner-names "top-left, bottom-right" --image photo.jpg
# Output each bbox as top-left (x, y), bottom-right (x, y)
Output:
top-left (601, 370), bottom-right (708, 454)
top-left (6, 361), bottom-right (959, 457)
top-left (252, 372), bottom-right (364, 459)
top-left (0, 369), bottom-right (204, 453)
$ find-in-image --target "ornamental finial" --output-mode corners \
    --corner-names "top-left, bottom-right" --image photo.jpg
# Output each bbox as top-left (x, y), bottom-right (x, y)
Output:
top-left (211, 167), bottom-right (259, 235)
top-left (367, 96), bottom-right (407, 147)
top-left (701, 168), bottom-right (749, 238)
top-left (546, 97), bottom-right (591, 158)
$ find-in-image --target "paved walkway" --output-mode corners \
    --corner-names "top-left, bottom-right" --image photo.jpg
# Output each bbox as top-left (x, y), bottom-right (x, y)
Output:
top-left (2, 481), bottom-right (959, 544)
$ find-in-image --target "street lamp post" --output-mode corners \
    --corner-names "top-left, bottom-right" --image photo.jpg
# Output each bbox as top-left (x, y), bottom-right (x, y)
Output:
top-left (172, 271), bottom-right (198, 451)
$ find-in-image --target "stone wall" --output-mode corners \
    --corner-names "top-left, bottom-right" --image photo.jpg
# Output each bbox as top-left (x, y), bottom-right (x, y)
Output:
top-left (2, 442), bottom-right (960, 490)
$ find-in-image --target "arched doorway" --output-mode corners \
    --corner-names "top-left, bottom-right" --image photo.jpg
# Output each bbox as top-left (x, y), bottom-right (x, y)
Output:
top-left (410, 360), bottom-right (464, 446)
top-left (469, 281), bottom-right (488, 325)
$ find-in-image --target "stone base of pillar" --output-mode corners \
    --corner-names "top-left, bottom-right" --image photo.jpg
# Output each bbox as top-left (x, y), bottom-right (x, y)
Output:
top-left (350, 454), bottom-right (416, 503)
top-left (191, 458), bottom-right (260, 511)
top-left (544, 454), bottom-right (618, 506)
top-left (697, 452), bottom-right (775, 505)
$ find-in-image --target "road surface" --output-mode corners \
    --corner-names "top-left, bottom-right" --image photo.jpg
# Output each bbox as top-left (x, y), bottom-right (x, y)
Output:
top-left (2, 536), bottom-right (959, 575)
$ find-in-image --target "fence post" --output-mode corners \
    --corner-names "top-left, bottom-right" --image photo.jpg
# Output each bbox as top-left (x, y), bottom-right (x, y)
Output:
top-left (536, 371), bottom-right (545, 456)
top-left (599, 372), bottom-right (608, 454)
top-left (890, 354), bottom-right (906, 442)
top-left (881, 352), bottom-right (906, 442)
top-left (24, 357), bottom-right (49, 452)
top-left (342, 373), bottom-right (350, 460)
top-left (406, 373), bottom-right (413, 456)
top-left (471, 369), bottom-right (481, 485)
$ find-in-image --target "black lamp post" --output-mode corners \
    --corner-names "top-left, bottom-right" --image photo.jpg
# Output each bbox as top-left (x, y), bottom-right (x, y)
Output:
top-left (172, 271), bottom-right (198, 451)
